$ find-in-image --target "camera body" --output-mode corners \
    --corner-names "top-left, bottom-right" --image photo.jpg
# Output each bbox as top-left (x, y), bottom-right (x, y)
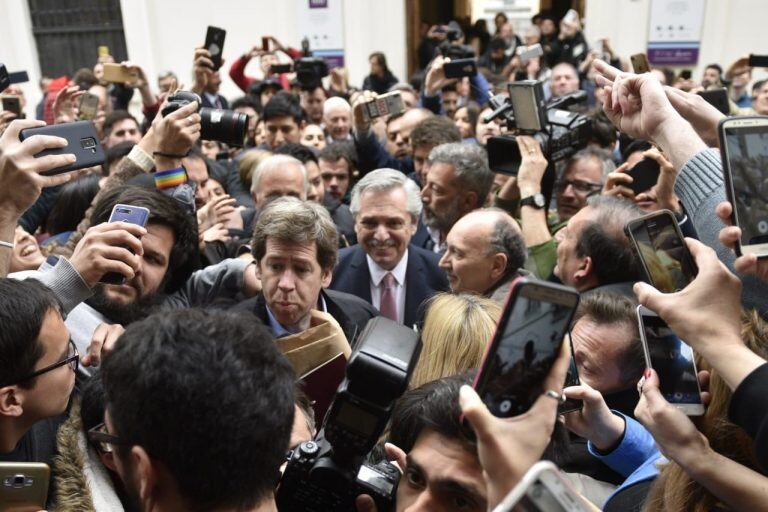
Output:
top-left (439, 41), bottom-right (475, 60)
top-left (161, 91), bottom-right (248, 147)
top-left (296, 58), bottom-right (329, 89)
top-left (276, 317), bottom-right (422, 512)
top-left (486, 80), bottom-right (592, 175)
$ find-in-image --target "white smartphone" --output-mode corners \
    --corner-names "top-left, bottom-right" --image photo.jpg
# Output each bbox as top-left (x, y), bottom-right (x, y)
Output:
top-left (492, 461), bottom-right (595, 512)
top-left (518, 44), bottom-right (544, 64)
top-left (636, 306), bottom-right (705, 416)
top-left (718, 116), bottom-right (768, 258)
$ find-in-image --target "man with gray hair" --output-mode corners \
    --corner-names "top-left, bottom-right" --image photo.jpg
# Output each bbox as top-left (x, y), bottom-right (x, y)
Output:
top-left (249, 154), bottom-right (309, 210)
top-left (232, 197), bottom-right (377, 343)
top-left (323, 96), bottom-right (352, 143)
top-left (555, 147), bottom-right (615, 222)
top-left (330, 169), bottom-right (448, 326)
top-left (417, 142), bottom-right (495, 253)
top-left (439, 208), bottom-right (527, 299)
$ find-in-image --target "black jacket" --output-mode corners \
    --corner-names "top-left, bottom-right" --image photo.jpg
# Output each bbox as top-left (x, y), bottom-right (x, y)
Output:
top-left (729, 362), bottom-right (768, 470)
top-left (329, 244), bottom-right (449, 328)
top-left (323, 195), bottom-right (357, 247)
top-left (230, 289), bottom-right (378, 347)
top-left (362, 72), bottom-right (399, 95)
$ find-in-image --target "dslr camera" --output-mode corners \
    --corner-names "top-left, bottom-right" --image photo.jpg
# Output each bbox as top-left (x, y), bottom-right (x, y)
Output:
top-left (486, 80), bottom-right (593, 175)
top-left (295, 57), bottom-right (329, 90)
top-left (276, 317), bottom-right (422, 512)
top-left (161, 91), bottom-right (249, 147)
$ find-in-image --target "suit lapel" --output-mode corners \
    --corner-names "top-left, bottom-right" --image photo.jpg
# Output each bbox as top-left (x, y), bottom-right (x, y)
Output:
top-left (403, 247), bottom-right (425, 328)
top-left (348, 247), bottom-right (373, 303)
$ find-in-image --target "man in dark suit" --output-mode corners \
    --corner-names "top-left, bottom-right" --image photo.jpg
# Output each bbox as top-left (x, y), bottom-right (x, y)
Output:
top-left (231, 197), bottom-right (377, 345)
top-left (330, 169), bottom-right (448, 327)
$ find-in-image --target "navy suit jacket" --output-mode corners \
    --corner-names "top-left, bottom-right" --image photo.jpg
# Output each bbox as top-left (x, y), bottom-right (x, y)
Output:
top-left (330, 244), bottom-right (449, 328)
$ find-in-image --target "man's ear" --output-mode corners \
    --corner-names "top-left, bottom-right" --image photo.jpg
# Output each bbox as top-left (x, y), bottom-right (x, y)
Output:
top-left (321, 267), bottom-right (333, 288)
top-left (489, 253), bottom-right (507, 281)
top-left (0, 387), bottom-right (23, 418)
top-left (574, 255), bottom-right (593, 283)
top-left (461, 191), bottom-right (479, 214)
top-left (132, 445), bottom-right (158, 510)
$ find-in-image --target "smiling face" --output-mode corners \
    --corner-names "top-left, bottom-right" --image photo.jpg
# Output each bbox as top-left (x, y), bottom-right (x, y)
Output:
top-left (10, 226), bottom-right (45, 273)
top-left (354, 186), bottom-right (417, 271)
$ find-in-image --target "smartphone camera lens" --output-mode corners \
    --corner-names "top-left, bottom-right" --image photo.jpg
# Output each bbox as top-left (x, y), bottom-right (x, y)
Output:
top-left (12, 474), bottom-right (27, 487)
top-left (81, 137), bottom-right (97, 153)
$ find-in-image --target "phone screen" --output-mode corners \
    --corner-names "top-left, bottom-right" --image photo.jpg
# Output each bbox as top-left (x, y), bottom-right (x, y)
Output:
top-left (515, 480), bottom-right (571, 512)
top-left (629, 212), bottom-right (696, 293)
top-left (640, 314), bottom-right (701, 406)
top-left (723, 124), bottom-right (768, 251)
top-left (479, 286), bottom-right (576, 417)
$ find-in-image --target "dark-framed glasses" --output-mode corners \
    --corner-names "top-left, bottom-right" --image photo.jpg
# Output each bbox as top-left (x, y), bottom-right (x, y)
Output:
top-left (1, 339), bottom-right (78, 387)
top-left (88, 422), bottom-right (129, 453)
top-left (554, 179), bottom-right (603, 196)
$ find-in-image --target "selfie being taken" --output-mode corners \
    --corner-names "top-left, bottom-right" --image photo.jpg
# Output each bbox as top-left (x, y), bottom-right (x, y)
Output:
top-left (2, 0), bottom-right (768, 511)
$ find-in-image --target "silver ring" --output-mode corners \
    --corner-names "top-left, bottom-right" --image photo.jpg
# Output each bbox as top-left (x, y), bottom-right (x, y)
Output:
top-left (544, 389), bottom-right (566, 403)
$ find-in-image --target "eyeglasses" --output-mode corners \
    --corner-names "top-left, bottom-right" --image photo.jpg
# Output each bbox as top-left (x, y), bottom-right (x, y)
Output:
top-left (3, 339), bottom-right (79, 387)
top-left (88, 422), bottom-right (129, 453)
top-left (554, 179), bottom-right (603, 196)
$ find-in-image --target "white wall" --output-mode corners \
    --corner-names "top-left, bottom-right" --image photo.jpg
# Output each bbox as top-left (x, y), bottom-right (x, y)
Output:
top-left (0, 0), bottom-right (407, 116)
top-left (584, 0), bottom-right (768, 84)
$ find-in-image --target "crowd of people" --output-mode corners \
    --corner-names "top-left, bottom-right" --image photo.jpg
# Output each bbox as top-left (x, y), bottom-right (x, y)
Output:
top-left (1, 7), bottom-right (768, 512)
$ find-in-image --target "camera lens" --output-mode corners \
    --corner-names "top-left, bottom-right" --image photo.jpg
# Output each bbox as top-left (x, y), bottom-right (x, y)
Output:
top-left (200, 108), bottom-right (249, 147)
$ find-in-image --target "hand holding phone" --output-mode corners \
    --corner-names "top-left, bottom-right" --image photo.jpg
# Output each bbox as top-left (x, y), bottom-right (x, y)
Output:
top-left (0, 462), bottom-right (49, 512)
top-left (19, 121), bottom-right (105, 176)
top-left (205, 26), bottom-right (227, 70)
top-left (77, 92), bottom-right (100, 121)
top-left (363, 91), bottom-right (405, 121)
top-left (626, 157), bottom-right (660, 195)
top-left (68, 207), bottom-right (148, 288)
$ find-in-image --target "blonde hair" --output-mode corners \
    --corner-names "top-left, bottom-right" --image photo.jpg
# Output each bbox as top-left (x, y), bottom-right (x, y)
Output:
top-left (410, 293), bottom-right (501, 389)
top-left (237, 149), bottom-right (273, 191)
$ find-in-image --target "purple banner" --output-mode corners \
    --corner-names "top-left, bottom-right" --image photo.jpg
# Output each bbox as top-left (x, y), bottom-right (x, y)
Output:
top-left (309, 0), bottom-right (328, 8)
top-left (648, 47), bottom-right (699, 66)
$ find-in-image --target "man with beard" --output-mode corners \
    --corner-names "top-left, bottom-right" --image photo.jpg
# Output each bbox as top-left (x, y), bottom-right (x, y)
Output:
top-left (417, 143), bottom-right (495, 254)
top-left (100, 308), bottom-right (294, 512)
top-left (12, 185), bottom-right (260, 377)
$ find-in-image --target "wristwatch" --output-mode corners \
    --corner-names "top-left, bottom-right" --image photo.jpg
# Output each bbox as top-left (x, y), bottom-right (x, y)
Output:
top-left (520, 193), bottom-right (546, 209)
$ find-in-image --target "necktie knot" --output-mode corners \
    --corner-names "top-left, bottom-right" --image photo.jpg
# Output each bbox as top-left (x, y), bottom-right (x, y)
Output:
top-left (383, 272), bottom-right (395, 288)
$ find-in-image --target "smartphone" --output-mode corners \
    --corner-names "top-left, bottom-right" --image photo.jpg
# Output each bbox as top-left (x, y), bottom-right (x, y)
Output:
top-left (636, 306), bottom-right (704, 415)
top-left (518, 44), bottom-right (544, 64)
top-left (492, 461), bottom-right (594, 512)
top-left (270, 63), bottom-right (293, 74)
top-left (0, 63), bottom-right (9, 92)
top-left (98, 45), bottom-right (110, 58)
top-left (262, 36), bottom-right (270, 52)
top-left (1, 95), bottom-right (21, 117)
top-left (473, 277), bottom-right (579, 418)
top-left (18, 121), bottom-right (105, 176)
top-left (748, 54), bottom-right (768, 68)
top-left (101, 204), bottom-right (150, 285)
top-left (630, 53), bottom-right (650, 73)
top-left (444, 58), bottom-right (477, 79)
top-left (697, 88), bottom-right (730, 115)
top-left (363, 91), bottom-right (405, 121)
top-left (680, 69), bottom-right (692, 80)
top-left (102, 63), bottom-right (139, 85)
top-left (205, 26), bottom-right (227, 71)
top-left (559, 337), bottom-right (583, 415)
top-left (625, 209), bottom-right (697, 293)
top-left (8, 71), bottom-right (30, 85)
top-left (625, 157), bottom-right (660, 194)
top-left (0, 462), bottom-right (50, 512)
top-left (77, 92), bottom-right (100, 121)
top-left (718, 116), bottom-right (768, 257)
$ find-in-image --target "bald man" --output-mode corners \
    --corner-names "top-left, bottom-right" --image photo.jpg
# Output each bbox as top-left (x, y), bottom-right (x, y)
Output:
top-left (250, 155), bottom-right (309, 210)
top-left (323, 97), bottom-right (353, 143)
top-left (439, 208), bottom-right (528, 297)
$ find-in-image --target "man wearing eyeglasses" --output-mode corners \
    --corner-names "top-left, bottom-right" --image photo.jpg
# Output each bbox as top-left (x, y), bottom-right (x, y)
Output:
top-left (0, 279), bottom-right (77, 475)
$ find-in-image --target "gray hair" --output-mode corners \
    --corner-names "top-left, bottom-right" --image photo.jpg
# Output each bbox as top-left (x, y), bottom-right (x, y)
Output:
top-left (565, 147), bottom-right (616, 181)
top-left (250, 154), bottom-right (309, 195)
top-left (426, 143), bottom-right (495, 201)
top-left (323, 96), bottom-right (352, 116)
top-left (349, 168), bottom-right (422, 221)
top-left (481, 208), bottom-right (528, 279)
top-left (251, 197), bottom-right (338, 271)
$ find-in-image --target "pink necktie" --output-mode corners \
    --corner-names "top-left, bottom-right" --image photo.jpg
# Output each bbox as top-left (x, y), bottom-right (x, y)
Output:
top-left (380, 272), bottom-right (397, 322)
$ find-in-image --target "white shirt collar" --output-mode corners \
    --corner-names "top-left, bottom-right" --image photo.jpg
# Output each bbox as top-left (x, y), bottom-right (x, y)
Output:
top-left (366, 249), bottom-right (409, 286)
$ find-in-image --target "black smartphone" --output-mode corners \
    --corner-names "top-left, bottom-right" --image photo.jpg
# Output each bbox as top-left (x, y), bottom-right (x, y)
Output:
top-left (697, 88), bottom-right (730, 115)
top-left (473, 277), bottom-right (580, 418)
top-left (101, 204), bottom-right (150, 285)
top-left (8, 70), bottom-right (30, 84)
top-left (626, 157), bottom-right (660, 194)
top-left (444, 58), bottom-right (477, 79)
top-left (0, 63), bottom-right (9, 92)
top-left (680, 69), bottom-right (692, 80)
top-left (262, 36), bottom-right (270, 52)
top-left (718, 116), bottom-right (768, 258)
top-left (636, 306), bottom-right (704, 415)
top-left (625, 209), bottom-right (698, 293)
top-left (205, 26), bottom-right (227, 71)
top-left (1, 95), bottom-right (22, 117)
top-left (558, 336), bottom-right (583, 414)
top-left (748, 54), bottom-right (768, 68)
top-left (270, 63), bottom-right (293, 74)
top-left (77, 92), bottom-right (100, 121)
top-left (18, 121), bottom-right (105, 176)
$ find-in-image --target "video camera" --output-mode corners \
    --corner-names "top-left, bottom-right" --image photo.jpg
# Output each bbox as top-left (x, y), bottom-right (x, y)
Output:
top-left (276, 317), bottom-right (422, 511)
top-left (295, 57), bottom-right (329, 90)
top-left (161, 91), bottom-right (249, 147)
top-left (485, 80), bottom-right (593, 175)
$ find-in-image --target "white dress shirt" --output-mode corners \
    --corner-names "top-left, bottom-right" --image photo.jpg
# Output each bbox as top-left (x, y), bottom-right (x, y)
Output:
top-left (366, 249), bottom-right (408, 325)
top-left (426, 225), bottom-right (446, 253)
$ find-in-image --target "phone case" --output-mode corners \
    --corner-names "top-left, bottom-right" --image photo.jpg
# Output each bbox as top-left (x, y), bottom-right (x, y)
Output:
top-left (444, 58), bottom-right (477, 79)
top-left (626, 157), bottom-right (660, 194)
top-left (697, 88), bottom-right (730, 115)
top-left (102, 63), bottom-right (138, 84)
top-left (101, 204), bottom-right (150, 285)
top-left (205, 26), bottom-right (226, 70)
top-left (19, 121), bottom-right (105, 176)
top-left (630, 54), bottom-right (650, 73)
top-left (1, 96), bottom-right (22, 116)
top-left (0, 64), bottom-right (10, 92)
top-left (0, 462), bottom-right (50, 511)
